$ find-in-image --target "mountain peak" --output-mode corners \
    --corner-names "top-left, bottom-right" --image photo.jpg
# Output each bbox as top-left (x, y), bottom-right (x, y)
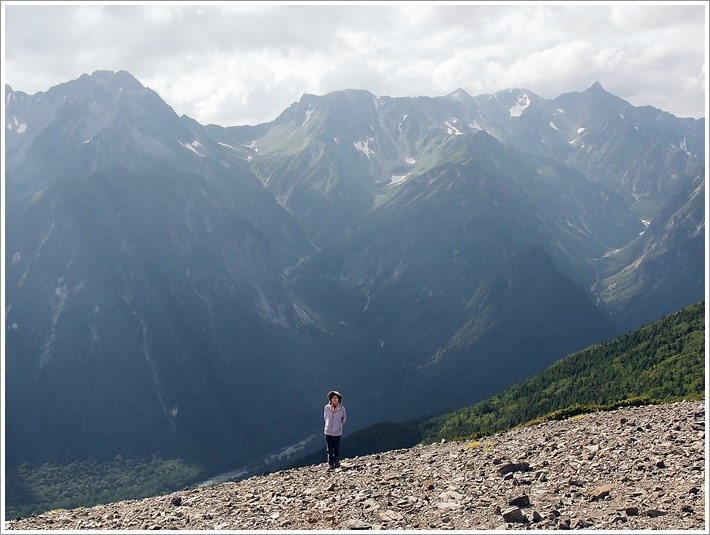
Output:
top-left (79, 69), bottom-right (145, 91)
top-left (447, 88), bottom-right (472, 100)
top-left (587, 81), bottom-right (607, 93)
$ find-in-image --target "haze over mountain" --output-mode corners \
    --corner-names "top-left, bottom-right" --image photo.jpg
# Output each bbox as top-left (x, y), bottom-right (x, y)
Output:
top-left (4, 70), bottom-right (704, 505)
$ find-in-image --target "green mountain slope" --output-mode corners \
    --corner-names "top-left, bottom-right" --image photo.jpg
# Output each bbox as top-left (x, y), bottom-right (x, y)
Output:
top-left (288, 300), bottom-right (705, 468)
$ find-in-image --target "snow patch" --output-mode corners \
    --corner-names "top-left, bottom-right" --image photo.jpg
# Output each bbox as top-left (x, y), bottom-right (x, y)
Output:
top-left (444, 119), bottom-right (464, 136)
top-left (353, 138), bottom-right (375, 158)
top-left (84, 138), bottom-right (92, 144)
top-left (557, 108), bottom-right (565, 114)
top-left (405, 156), bottom-right (416, 164)
top-left (468, 121), bottom-right (483, 131)
top-left (179, 140), bottom-right (205, 157)
top-left (389, 173), bottom-right (410, 186)
top-left (508, 94), bottom-right (530, 117)
top-left (548, 122), bottom-right (558, 131)
top-left (8, 117), bottom-right (28, 133)
top-left (398, 114), bottom-right (408, 131)
top-left (243, 140), bottom-right (258, 151)
top-left (218, 142), bottom-right (234, 149)
top-left (302, 106), bottom-right (314, 127)
top-left (679, 138), bottom-right (693, 156)
top-left (569, 126), bottom-right (587, 143)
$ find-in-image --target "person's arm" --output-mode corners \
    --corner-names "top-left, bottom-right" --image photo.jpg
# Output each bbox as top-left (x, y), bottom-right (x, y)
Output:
top-left (341, 406), bottom-right (347, 424)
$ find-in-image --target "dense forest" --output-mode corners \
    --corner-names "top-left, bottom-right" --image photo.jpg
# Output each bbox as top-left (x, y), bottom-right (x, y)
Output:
top-left (5, 455), bottom-right (201, 520)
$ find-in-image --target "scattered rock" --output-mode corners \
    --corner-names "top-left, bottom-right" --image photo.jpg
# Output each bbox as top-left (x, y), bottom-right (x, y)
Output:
top-left (501, 506), bottom-right (529, 523)
top-left (498, 461), bottom-right (531, 475)
top-left (508, 495), bottom-right (530, 508)
top-left (344, 519), bottom-right (372, 530)
top-left (4, 400), bottom-right (705, 531)
top-left (590, 483), bottom-right (614, 501)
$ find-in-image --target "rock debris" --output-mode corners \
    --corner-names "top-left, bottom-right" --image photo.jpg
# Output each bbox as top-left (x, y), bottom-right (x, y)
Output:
top-left (5, 400), bottom-right (706, 531)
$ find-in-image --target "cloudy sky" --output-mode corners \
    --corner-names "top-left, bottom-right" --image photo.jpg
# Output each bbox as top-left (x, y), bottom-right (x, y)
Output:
top-left (2, 1), bottom-right (707, 126)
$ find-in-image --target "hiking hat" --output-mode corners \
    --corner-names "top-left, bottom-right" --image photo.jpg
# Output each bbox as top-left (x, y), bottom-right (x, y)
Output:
top-left (327, 390), bottom-right (342, 402)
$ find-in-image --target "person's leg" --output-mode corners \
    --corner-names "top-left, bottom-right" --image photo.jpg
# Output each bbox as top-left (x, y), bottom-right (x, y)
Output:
top-left (332, 435), bottom-right (341, 468)
top-left (325, 435), bottom-right (335, 467)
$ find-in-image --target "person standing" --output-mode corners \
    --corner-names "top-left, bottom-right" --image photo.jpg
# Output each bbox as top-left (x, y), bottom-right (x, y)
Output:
top-left (324, 390), bottom-right (347, 469)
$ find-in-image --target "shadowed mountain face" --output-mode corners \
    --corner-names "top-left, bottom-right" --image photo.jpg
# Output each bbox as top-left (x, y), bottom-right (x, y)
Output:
top-left (4, 71), bottom-right (704, 480)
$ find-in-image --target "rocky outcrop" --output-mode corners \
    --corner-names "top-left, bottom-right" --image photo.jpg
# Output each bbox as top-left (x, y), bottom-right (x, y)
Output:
top-left (5, 400), bottom-right (705, 530)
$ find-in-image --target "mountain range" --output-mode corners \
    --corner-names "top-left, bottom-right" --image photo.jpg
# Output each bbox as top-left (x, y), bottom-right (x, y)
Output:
top-left (3, 70), bottom-right (705, 502)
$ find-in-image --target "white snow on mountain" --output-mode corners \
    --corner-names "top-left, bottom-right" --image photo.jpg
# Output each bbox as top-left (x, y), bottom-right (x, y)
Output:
top-left (680, 138), bottom-right (690, 155)
top-left (389, 173), bottom-right (410, 186)
top-left (8, 116), bottom-right (28, 133)
top-left (674, 138), bottom-right (695, 158)
top-left (180, 140), bottom-right (205, 157)
top-left (569, 126), bottom-right (588, 143)
top-left (508, 94), bottom-right (530, 117)
top-left (353, 138), bottom-right (375, 158)
top-left (301, 107), bottom-right (314, 127)
top-left (444, 119), bottom-right (463, 135)
top-left (549, 121), bottom-right (558, 131)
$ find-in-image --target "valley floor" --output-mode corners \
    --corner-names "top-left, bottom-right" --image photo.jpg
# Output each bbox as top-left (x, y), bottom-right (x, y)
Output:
top-left (4, 399), bottom-right (706, 531)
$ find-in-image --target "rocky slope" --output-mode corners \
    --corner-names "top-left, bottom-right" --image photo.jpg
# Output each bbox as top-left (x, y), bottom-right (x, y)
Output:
top-left (5, 400), bottom-right (705, 531)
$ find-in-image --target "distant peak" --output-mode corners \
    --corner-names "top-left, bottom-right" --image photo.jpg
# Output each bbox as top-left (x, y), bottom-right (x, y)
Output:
top-left (80, 70), bottom-right (145, 90)
top-left (588, 81), bottom-right (606, 92)
top-left (448, 88), bottom-right (472, 100)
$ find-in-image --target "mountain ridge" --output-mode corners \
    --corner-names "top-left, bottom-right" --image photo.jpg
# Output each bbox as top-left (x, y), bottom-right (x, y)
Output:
top-left (3, 69), bottom-right (705, 518)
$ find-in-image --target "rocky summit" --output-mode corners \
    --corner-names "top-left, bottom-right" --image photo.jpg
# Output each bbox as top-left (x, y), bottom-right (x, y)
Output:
top-left (5, 400), bottom-right (705, 531)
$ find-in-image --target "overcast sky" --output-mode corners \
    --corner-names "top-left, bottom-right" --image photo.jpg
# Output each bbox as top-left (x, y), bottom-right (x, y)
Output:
top-left (2, 1), bottom-right (707, 126)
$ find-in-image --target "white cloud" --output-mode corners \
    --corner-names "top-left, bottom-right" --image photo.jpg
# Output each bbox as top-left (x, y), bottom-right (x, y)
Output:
top-left (2, 2), bottom-right (707, 126)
